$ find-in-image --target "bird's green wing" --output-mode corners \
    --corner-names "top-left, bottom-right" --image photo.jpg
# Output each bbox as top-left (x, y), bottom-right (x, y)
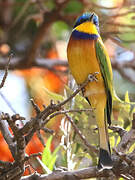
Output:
top-left (95, 39), bottom-right (113, 125)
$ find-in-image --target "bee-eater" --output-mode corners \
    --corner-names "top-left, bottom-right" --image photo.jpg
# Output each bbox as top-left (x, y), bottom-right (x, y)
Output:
top-left (67, 12), bottom-right (113, 169)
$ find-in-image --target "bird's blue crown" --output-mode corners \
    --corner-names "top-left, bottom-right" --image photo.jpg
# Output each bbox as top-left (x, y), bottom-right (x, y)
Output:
top-left (73, 12), bottom-right (99, 29)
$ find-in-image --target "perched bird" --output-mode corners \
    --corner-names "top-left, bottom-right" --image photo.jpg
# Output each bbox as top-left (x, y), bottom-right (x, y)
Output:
top-left (67, 12), bottom-right (113, 169)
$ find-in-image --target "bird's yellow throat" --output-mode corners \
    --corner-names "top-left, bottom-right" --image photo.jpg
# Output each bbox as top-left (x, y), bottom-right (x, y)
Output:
top-left (73, 21), bottom-right (98, 35)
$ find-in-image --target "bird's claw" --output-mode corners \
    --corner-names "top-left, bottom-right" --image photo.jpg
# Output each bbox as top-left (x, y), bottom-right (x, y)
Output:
top-left (88, 72), bottom-right (99, 82)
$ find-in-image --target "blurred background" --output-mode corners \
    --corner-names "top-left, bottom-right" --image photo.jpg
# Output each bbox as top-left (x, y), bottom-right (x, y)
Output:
top-left (0, 0), bottom-right (135, 176)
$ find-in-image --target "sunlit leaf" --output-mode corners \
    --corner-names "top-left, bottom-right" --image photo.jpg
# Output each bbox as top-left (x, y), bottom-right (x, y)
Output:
top-left (43, 87), bottom-right (64, 102)
top-left (42, 136), bottom-right (60, 171)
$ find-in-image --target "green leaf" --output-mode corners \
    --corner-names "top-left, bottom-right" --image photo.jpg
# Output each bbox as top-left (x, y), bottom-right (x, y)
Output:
top-left (42, 136), bottom-right (52, 168)
top-left (42, 136), bottom-right (60, 171)
top-left (43, 87), bottom-right (64, 102)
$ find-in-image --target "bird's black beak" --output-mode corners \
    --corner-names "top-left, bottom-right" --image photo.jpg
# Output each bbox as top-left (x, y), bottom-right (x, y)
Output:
top-left (89, 13), bottom-right (94, 22)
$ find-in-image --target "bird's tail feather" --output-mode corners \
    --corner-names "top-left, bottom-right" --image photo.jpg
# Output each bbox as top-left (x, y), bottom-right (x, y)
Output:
top-left (98, 146), bottom-right (113, 169)
top-left (97, 112), bottom-right (113, 169)
top-left (86, 97), bottom-right (113, 169)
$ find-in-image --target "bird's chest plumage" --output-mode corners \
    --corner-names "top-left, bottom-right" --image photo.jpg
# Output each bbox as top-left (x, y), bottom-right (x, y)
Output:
top-left (67, 36), bottom-right (106, 107)
top-left (67, 37), bottom-right (101, 83)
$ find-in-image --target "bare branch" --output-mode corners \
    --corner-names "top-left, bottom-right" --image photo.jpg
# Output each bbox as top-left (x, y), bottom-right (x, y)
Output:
top-left (20, 165), bottom-right (131, 180)
top-left (0, 57), bottom-right (68, 71)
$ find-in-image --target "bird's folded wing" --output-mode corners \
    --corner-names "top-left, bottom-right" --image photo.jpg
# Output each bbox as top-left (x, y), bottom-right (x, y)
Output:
top-left (95, 38), bottom-right (113, 125)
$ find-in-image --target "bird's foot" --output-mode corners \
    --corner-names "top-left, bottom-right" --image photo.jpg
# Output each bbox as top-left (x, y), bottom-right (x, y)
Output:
top-left (88, 72), bottom-right (99, 82)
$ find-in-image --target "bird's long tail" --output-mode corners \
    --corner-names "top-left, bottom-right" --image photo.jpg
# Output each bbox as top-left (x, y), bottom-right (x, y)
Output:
top-left (95, 107), bottom-right (113, 169)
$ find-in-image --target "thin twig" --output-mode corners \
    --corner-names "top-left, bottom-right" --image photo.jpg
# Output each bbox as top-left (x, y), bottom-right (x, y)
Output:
top-left (0, 53), bottom-right (12, 89)
top-left (58, 77), bottom-right (91, 107)
top-left (65, 113), bottom-right (98, 154)
top-left (47, 108), bottom-right (93, 121)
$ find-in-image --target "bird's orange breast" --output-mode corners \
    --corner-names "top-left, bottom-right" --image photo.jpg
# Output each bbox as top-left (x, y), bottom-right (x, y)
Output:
top-left (67, 37), bottom-right (106, 108)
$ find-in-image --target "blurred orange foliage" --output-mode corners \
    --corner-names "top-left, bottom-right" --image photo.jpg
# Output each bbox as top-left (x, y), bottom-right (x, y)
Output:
top-left (0, 132), bottom-right (13, 162)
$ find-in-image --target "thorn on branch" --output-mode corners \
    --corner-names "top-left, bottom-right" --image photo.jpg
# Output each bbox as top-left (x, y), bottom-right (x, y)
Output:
top-left (30, 98), bottom-right (41, 115)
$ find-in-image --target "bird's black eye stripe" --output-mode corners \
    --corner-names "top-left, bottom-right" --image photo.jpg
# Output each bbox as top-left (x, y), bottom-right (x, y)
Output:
top-left (73, 18), bottom-right (88, 28)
